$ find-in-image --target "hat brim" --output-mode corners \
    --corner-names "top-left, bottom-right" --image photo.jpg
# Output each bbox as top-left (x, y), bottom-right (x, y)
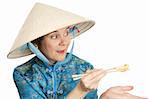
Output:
top-left (7, 20), bottom-right (95, 59)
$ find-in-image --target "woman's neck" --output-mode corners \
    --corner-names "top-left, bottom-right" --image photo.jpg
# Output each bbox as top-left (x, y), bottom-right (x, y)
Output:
top-left (48, 58), bottom-right (57, 65)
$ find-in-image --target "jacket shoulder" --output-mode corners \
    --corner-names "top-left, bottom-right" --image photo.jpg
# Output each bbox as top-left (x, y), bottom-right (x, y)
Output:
top-left (70, 54), bottom-right (94, 70)
top-left (13, 57), bottom-right (36, 75)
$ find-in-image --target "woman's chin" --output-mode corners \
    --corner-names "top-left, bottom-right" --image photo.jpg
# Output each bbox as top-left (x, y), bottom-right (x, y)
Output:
top-left (55, 55), bottom-right (66, 61)
top-left (57, 57), bottom-right (65, 61)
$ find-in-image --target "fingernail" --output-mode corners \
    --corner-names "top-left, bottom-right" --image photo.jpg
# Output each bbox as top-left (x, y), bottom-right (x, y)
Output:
top-left (127, 85), bottom-right (134, 88)
top-left (122, 86), bottom-right (134, 91)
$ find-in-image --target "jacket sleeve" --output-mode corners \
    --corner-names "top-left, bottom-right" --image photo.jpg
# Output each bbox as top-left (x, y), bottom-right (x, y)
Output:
top-left (13, 69), bottom-right (45, 99)
top-left (83, 90), bottom-right (98, 99)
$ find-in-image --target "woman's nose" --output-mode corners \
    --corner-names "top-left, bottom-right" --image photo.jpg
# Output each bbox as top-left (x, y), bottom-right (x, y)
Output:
top-left (59, 37), bottom-right (67, 46)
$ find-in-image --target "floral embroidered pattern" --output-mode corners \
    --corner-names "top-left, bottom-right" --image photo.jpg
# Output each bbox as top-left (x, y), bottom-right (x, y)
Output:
top-left (13, 54), bottom-right (98, 99)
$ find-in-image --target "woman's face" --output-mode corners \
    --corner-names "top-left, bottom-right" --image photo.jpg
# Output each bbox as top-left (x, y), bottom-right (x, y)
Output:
top-left (39, 27), bottom-right (71, 62)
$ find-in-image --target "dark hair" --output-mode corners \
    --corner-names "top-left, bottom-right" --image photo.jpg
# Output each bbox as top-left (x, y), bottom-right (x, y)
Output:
top-left (31, 36), bottom-right (43, 47)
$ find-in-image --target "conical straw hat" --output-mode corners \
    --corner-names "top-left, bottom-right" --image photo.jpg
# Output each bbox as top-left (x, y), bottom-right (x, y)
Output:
top-left (7, 2), bottom-right (95, 59)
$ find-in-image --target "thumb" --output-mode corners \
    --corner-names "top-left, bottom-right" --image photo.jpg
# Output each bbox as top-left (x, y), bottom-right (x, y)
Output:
top-left (121, 86), bottom-right (134, 91)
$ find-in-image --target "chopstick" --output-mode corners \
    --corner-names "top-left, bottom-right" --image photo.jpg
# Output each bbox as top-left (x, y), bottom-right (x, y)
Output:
top-left (72, 64), bottom-right (129, 81)
top-left (72, 74), bottom-right (87, 80)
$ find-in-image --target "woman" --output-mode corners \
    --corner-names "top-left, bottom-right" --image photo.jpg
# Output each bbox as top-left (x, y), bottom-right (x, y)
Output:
top-left (7, 3), bottom-right (147, 99)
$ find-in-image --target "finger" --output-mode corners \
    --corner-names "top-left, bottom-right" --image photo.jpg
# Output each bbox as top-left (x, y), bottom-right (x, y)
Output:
top-left (87, 71), bottom-right (106, 89)
top-left (93, 80), bottom-right (102, 90)
top-left (89, 81), bottom-right (99, 90)
top-left (83, 69), bottom-right (98, 79)
top-left (80, 69), bottom-right (106, 90)
top-left (105, 86), bottom-right (133, 94)
top-left (100, 91), bottom-right (123, 99)
top-left (85, 68), bottom-right (102, 75)
top-left (90, 70), bottom-right (106, 83)
top-left (84, 69), bottom-right (106, 81)
top-left (125, 93), bottom-right (148, 99)
top-left (121, 86), bottom-right (134, 91)
top-left (81, 69), bottom-right (97, 79)
top-left (85, 69), bottom-right (97, 74)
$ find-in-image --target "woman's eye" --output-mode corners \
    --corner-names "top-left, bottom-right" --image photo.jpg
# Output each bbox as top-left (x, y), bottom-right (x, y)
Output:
top-left (50, 35), bottom-right (57, 39)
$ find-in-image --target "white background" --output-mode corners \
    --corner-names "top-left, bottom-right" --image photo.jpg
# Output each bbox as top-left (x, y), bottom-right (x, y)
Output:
top-left (0, 0), bottom-right (149, 98)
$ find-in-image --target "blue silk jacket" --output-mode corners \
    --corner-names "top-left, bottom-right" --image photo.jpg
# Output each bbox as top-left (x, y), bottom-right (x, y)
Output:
top-left (13, 53), bottom-right (98, 99)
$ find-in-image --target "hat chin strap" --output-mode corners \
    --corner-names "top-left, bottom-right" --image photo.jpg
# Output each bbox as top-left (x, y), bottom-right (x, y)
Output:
top-left (27, 41), bottom-right (74, 67)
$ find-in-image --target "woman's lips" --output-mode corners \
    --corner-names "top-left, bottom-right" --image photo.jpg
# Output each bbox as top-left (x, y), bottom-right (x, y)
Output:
top-left (56, 49), bottom-right (66, 54)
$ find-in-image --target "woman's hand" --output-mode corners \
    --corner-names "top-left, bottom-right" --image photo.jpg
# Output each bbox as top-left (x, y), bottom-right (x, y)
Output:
top-left (67, 69), bottom-right (107, 99)
top-left (79, 69), bottom-right (107, 93)
top-left (100, 86), bottom-right (147, 99)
